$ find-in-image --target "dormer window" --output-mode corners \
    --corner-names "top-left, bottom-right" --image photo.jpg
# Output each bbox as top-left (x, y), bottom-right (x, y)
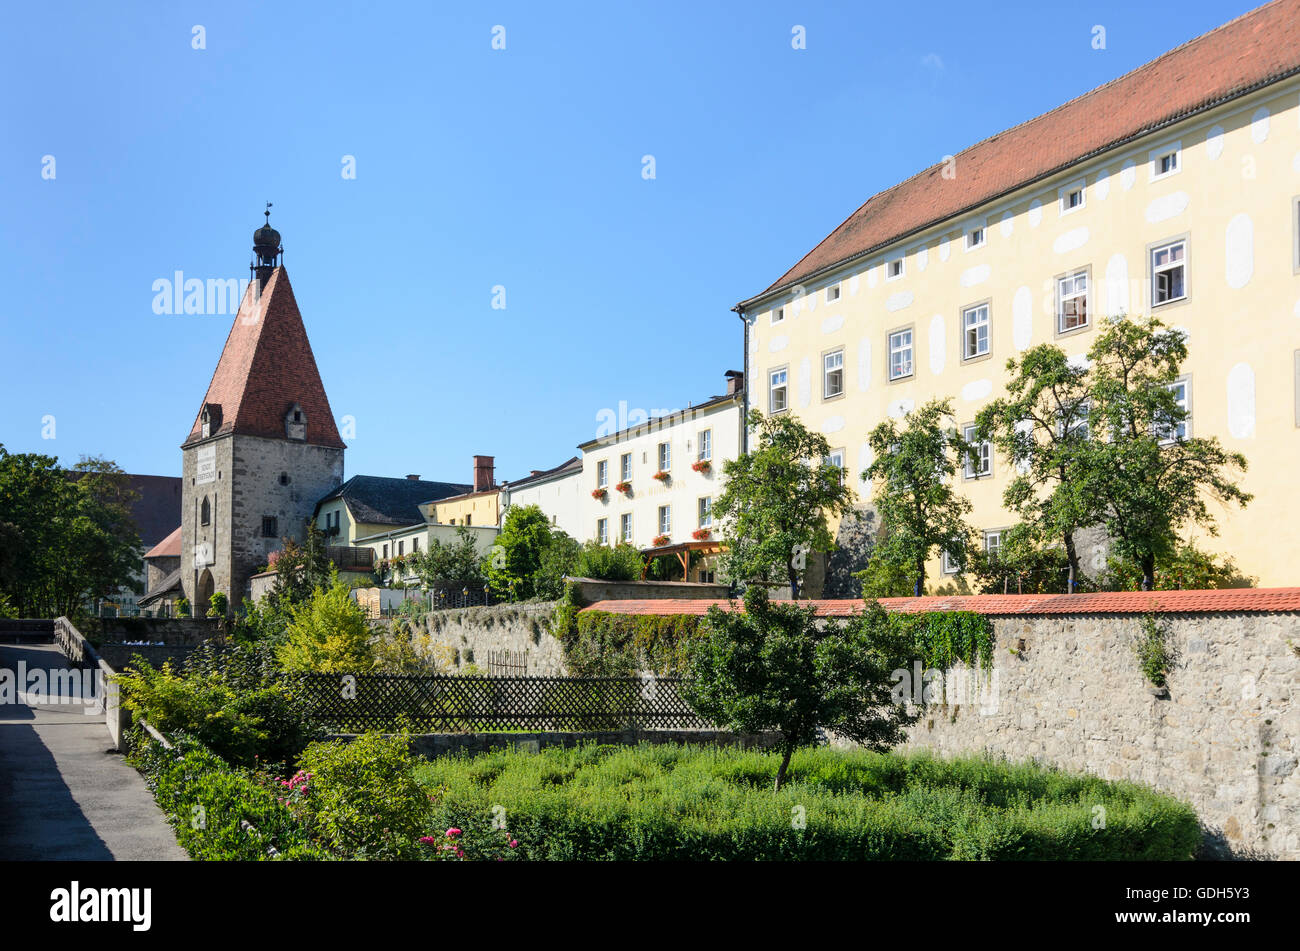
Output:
top-left (200, 402), bottom-right (222, 439)
top-left (285, 403), bottom-right (307, 441)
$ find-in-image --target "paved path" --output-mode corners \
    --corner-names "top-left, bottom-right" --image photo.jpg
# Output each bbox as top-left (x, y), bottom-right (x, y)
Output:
top-left (0, 641), bottom-right (187, 860)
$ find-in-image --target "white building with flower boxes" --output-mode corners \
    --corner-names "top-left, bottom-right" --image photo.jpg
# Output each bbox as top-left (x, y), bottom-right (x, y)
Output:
top-left (576, 372), bottom-right (744, 580)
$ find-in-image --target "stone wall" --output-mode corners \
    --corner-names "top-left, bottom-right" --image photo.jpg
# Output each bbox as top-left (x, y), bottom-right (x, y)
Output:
top-left (894, 611), bottom-right (1300, 859)
top-left (82, 617), bottom-right (222, 646)
top-left (398, 601), bottom-right (568, 674)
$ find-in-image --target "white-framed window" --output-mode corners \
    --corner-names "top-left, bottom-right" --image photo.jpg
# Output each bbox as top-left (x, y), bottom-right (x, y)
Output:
top-left (962, 303), bottom-right (990, 359)
top-left (1057, 270), bottom-right (1089, 333)
top-left (962, 424), bottom-right (992, 479)
top-left (698, 497), bottom-right (712, 528)
top-left (1157, 378), bottom-right (1191, 443)
top-left (941, 549), bottom-right (960, 575)
top-left (596, 459), bottom-right (608, 488)
top-left (1149, 141), bottom-right (1182, 181)
top-left (596, 517), bottom-right (608, 545)
top-left (965, 223), bottom-right (986, 250)
top-left (770, 367), bottom-right (788, 413)
top-left (771, 306), bottom-right (785, 325)
top-left (824, 448), bottom-right (845, 485)
top-left (620, 452), bottom-right (632, 482)
top-left (825, 282), bottom-right (841, 303)
top-left (888, 329), bottom-right (914, 380)
top-left (658, 505), bottom-right (671, 536)
top-left (984, 530), bottom-right (1004, 562)
top-left (823, 349), bottom-right (844, 399)
top-left (657, 441), bottom-right (671, 473)
top-left (697, 429), bottom-right (712, 461)
top-left (886, 257), bottom-right (904, 280)
top-left (620, 512), bottom-right (633, 542)
top-left (1059, 180), bottom-right (1086, 215)
top-left (1060, 400), bottom-right (1090, 441)
top-left (1151, 239), bottom-right (1187, 306)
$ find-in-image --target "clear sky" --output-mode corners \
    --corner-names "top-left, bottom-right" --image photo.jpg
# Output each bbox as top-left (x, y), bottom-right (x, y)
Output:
top-left (0, 0), bottom-right (1260, 484)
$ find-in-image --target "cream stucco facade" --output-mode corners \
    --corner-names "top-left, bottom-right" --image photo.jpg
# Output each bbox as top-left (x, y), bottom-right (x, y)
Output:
top-left (578, 391), bottom-right (743, 576)
top-left (740, 80), bottom-right (1300, 589)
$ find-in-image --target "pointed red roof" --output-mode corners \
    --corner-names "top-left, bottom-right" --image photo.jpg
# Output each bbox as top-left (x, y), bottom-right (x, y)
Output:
top-left (183, 267), bottom-right (346, 449)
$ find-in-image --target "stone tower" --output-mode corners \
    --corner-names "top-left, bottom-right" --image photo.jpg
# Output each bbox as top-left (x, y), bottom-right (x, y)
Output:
top-left (180, 215), bottom-right (346, 611)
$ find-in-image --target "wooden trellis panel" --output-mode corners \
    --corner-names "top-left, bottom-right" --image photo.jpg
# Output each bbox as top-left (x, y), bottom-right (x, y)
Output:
top-left (289, 674), bottom-right (708, 733)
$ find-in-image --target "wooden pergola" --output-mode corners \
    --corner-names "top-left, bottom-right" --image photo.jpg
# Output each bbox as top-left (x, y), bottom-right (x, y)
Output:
top-left (639, 539), bottom-right (722, 579)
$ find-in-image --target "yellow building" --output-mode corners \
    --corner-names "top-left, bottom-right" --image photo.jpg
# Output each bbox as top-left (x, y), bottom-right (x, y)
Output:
top-left (423, 455), bottom-right (501, 528)
top-left (734, 1), bottom-right (1300, 590)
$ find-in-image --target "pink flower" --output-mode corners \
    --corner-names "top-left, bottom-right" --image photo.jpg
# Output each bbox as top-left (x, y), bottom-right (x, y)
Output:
top-left (446, 827), bottom-right (462, 838)
top-left (508, 839), bottom-right (518, 848)
top-left (419, 836), bottom-right (437, 845)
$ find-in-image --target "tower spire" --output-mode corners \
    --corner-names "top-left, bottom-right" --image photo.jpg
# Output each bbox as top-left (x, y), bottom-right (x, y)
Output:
top-left (251, 203), bottom-right (282, 286)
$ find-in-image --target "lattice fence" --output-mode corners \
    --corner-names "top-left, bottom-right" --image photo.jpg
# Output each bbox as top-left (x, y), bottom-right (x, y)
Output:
top-left (289, 673), bottom-right (709, 733)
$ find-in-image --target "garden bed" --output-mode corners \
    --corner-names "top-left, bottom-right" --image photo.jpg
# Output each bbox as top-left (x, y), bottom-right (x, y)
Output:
top-left (414, 743), bottom-right (1201, 861)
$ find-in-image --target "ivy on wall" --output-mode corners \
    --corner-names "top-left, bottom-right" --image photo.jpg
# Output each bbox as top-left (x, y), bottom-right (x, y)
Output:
top-left (551, 583), bottom-right (996, 680)
top-left (887, 611), bottom-right (996, 674)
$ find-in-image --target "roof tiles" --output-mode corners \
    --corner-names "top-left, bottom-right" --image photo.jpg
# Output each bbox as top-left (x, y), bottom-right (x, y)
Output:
top-left (183, 267), bottom-right (345, 449)
top-left (581, 589), bottom-right (1300, 617)
top-left (743, 0), bottom-right (1300, 305)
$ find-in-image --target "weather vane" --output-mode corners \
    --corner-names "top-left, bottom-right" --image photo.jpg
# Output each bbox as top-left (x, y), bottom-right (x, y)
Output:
top-left (264, 201), bottom-right (272, 224)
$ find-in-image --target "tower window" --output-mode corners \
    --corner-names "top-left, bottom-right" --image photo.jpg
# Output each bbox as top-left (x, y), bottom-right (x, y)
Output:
top-left (262, 516), bottom-right (278, 538)
top-left (200, 497), bottom-right (211, 526)
top-left (279, 472), bottom-right (290, 486)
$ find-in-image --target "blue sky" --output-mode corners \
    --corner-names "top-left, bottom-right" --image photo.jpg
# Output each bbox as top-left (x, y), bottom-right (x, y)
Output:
top-left (0, 0), bottom-right (1259, 484)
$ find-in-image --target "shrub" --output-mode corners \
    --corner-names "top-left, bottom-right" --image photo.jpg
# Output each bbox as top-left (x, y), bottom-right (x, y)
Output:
top-left (573, 541), bottom-right (643, 582)
top-left (176, 597), bottom-right (191, 617)
top-left (207, 591), bottom-right (229, 617)
top-left (115, 652), bottom-right (312, 768)
top-left (276, 578), bottom-right (374, 673)
top-left (294, 732), bottom-right (432, 859)
top-left (415, 744), bottom-right (1201, 861)
top-left (128, 732), bottom-right (325, 860)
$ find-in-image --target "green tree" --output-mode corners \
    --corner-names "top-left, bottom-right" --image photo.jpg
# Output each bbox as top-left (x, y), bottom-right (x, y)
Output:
top-left (0, 447), bottom-right (141, 618)
top-left (686, 587), bottom-right (916, 791)
top-left (269, 520), bottom-right (333, 608)
top-left (714, 410), bottom-right (856, 599)
top-left (1099, 542), bottom-right (1255, 592)
top-left (406, 527), bottom-right (486, 589)
top-left (965, 522), bottom-right (1070, 594)
top-left (975, 345), bottom-right (1096, 591)
top-left (483, 504), bottom-right (581, 601)
top-left (276, 576), bottom-right (374, 673)
top-left (534, 531), bottom-right (581, 600)
top-left (863, 398), bottom-right (974, 596)
top-left (1084, 315), bottom-right (1251, 590)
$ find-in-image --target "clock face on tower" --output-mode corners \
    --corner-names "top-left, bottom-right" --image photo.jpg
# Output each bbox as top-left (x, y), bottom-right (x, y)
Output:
top-left (193, 542), bottom-right (213, 569)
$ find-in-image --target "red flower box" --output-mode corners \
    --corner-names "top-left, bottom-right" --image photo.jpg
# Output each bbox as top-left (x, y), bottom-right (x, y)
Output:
top-left (652, 471), bottom-right (671, 483)
top-left (652, 534), bottom-right (670, 547)
top-left (591, 488), bottom-right (607, 501)
top-left (691, 460), bottom-right (711, 474)
top-left (615, 481), bottom-right (632, 494)
top-left (692, 528), bottom-right (712, 540)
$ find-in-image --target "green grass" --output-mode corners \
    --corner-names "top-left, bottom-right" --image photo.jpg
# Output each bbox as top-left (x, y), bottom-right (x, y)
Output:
top-left (414, 744), bottom-right (1201, 861)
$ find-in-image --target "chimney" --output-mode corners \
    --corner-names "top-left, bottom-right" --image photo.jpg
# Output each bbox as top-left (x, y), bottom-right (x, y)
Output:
top-left (406, 474), bottom-right (421, 481)
top-left (725, 370), bottom-right (745, 395)
top-left (473, 455), bottom-right (495, 493)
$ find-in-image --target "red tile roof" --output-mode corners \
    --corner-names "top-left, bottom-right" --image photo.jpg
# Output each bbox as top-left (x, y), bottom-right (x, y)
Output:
top-left (143, 525), bottom-right (181, 559)
top-left (183, 267), bottom-right (346, 449)
top-left (582, 588), bottom-right (1300, 617)
top-left (740, 0), bottom-right (1300, 306)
